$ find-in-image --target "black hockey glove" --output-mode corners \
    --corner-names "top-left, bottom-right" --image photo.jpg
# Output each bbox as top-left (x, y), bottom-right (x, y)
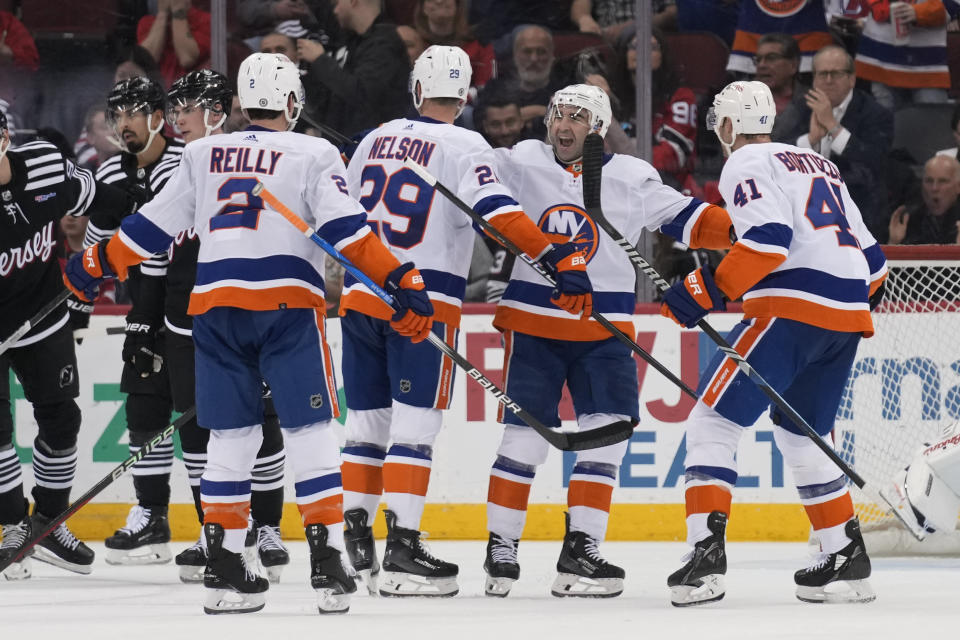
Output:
top-left (122, 323), bottom-right (163, 378)
top-left (869, 281), bottom-right (886, 311)
top-left (66, 295), bottom-right (93, 345)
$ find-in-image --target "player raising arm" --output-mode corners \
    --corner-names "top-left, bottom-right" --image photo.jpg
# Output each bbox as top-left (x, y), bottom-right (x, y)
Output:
top-left (661, 81), bottom-right (887, 607)
top-left (63, 53), bottom-right (433, 616)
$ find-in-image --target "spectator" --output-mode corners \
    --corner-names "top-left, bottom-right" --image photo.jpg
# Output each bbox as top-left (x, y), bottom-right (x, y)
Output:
top-left (676, 0), bottom-right (739, 46)
top-left (237, 0), bottom-right (341, 49)
top-left (137, 0), bottom-right (211, 87)
top-left (114, 45), bottom-right (164, 86)
top-left (473, 90), bottom-right (534, 149)
top-left (260, 32), bottom-right (300, 61)
top-left (296, 0), bottom-right (410, 138)
top-left (74, 106), bottom-right (121, 171)
top-left (397, 25), bottom-right (429, 65)
top-left (888, 155), bottom-right (960, 244)
top-left (936, 104), bottom-right (960, 160)
top-left (751, 33), bottom-right (810, 142)
top-left (470, 1), bottom-right (576, 47)
top-left (727, 0), bottom-right (834, 76)
top-left (413, 0), bottom-right (496, 89)
top-left (478, 25), bottom-right (565, 136)
top-left (776, 44), bottom-right (893, 234)
top-left (857, 0), bottom-right (955, 110)
top-left (572, 0), bottom-right (672, 41)
top-left (0, 10), bottom-right (38, 72)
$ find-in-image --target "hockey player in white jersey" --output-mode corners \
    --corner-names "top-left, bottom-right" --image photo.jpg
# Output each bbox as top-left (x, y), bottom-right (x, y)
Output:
top-left (63, 52), bottom-right (435, 615)
top-left (339, 45), bottom-right (593, 598)
top-left (660, 81), bottom-right (887, 606)
top-left (485, 84), bottom-right (734, 598)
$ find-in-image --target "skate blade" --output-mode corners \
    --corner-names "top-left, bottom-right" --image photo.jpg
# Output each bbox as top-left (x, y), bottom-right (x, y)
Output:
top-left (263, 564), bottom-right (286, 584)
top-left (177, 564), bottom-right (206, 584)
top-left (484, 575), bottom-right (516, 598)
top-left (2, 557), bottom-right (32, 581)
top-left (203, 587), bottom-right (266, 614)
top-left (357, 568), bottom-right (379, 596)
top-left (31, 546), bottom-right (92, 575)
top-left (378, 571), bottom-right (459, 597)
top-left (670, 574), bottom-right (725, 607)
top-left (551, 573), bottom-right (623, 598)
top-left (105, 544), bottom-right (172, 566)
top-left (316, 588), bottom-right (352, 614)
top-left (796, 579), bottom-right (876, 604)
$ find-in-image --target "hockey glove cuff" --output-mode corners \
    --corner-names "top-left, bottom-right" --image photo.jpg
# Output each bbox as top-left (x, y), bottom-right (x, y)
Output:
top-left (66, 295), bottom-right (93, 345)
top-left (384, 262), bottom-right (435, 343)
top-left (63, 239), bottom-right (116, 302)
top-left (123, 323), bottom-right (163, 378)
top-left (543, 243), bottom-right (593, 317)
top-left (660, 266), bottom-right (727, 328)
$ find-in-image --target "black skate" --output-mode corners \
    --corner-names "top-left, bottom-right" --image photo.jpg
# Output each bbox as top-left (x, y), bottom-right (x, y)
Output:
top-left (379, 509), bottom-right (459, 597)
top-left (795, 518), bottom-right (875, 604)
top-left (1, 519), bottom-right (33, 581)
top-left (30, 512), bottom-right (94, 575)
top-left (483, 532), bottom-right (519, 597)
top-left (668, 510), bottom-right (727, 607)
top-left (253, 523), bottom-right (289, 584)
top-left (307, 523), bottom-right (357, 614)
top-left (104, 505), bottom-right (172, 565)
top-left (203, 523), bottom-right (269, 614)
top-left (344, 508), bottom-right (380, 595)
top-left (175, 535), bottom-right (207, 583)
top-left (552, 513), bottom-right (624, 598)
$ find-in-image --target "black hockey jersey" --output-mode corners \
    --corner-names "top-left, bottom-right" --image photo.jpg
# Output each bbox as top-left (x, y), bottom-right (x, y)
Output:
top-left (165, 228), bottom-right (198, 334)
top-left (0, 141), bottom-right (131, 345)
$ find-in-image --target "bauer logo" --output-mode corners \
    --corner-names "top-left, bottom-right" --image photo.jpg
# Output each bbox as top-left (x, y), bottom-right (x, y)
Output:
top-left (536, 203), bottom-right (599, 262)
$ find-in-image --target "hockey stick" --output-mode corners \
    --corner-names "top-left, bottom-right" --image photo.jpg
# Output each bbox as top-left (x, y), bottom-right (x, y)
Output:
top-left (72, 326), bottom-right (126, 341)
top-left (0, 289), bottom-right (71, 357)
top-left (250, 182), bottom-right (634, 452)
top-left (578, 132), bottom-right (922, 538)
top-left (402, 157), bottom-right (698, 401)
top-left (0, 408), bottom-right (197, 574)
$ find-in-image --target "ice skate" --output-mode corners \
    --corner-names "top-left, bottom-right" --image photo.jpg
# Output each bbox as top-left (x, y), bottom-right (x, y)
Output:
top-left (104, 505), bottom-right (172, 565)
top-left (379, 509), bottom-right (459, 597)
top-left (795, 518), bottom-right (876, 604)
top-left (307, 523), bottom-right (357, 614)
top-left (203, 523), bottom-right (268, 615)
top-left (344, 508), bottom-right (379, 595)
top-left (483, 532), bottom-right (519, 597)
top-left (1, 519), bottom-right (33, 580)
top-left (253, 523), bottom-right (289, 583)
top-left (30, 512), bottom-right (94, 575)
top-left (551, 513), bottom-right (624, 598)
top-left (668, 510), bottom-right (727, 607)
top-left (175, 534), bottom-right (207, 583)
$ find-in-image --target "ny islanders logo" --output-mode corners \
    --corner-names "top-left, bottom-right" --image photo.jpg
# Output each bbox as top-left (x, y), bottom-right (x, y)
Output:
top-left (755, 0), bottom-right (806, 18)
top-left (536, 203), bottom-right (599, 262)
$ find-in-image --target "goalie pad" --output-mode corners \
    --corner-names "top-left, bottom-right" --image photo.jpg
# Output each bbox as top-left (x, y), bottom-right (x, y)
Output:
top-left (889, 422), bottom-right (960, 535)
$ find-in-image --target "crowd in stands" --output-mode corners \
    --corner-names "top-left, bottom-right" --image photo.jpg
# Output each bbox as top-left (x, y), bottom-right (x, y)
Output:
top-left (3, 0), bottom-right (960, 303)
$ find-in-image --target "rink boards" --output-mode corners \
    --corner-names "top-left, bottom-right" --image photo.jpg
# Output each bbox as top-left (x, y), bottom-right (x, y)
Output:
top-left (9, 308), bottom-right (951, 542)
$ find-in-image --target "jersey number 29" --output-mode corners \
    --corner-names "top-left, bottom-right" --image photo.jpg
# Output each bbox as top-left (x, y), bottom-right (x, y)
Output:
top-left (359, 166), bottom-right (436, 249)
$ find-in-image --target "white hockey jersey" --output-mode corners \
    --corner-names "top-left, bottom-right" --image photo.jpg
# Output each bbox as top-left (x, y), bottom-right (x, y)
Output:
top-left (493, 140), bottom-right (727, 341)
top-left (342, 116), bottom-right (534, 328)
top-left (714, 142), bottom-right (887, 336)
top-left (111, 126), bottom-right (371, 314)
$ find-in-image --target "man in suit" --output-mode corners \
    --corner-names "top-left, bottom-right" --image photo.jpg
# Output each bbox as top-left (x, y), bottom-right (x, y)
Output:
top-left (774, 44), bottom-right (893, 236)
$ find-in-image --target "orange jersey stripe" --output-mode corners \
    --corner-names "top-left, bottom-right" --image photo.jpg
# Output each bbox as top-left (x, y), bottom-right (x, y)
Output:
top-left (742, 296), bottom-right (874, 336)
top-left (855, 60), bottom-right (949, 89)
top-left (689, 205), bottom-right (733, 251)
top-left (732, 30), bottom-right (833, 55)
top-left (383, 462), bottom-right (431, 497)
top-left (315, 308), bottom-right (341, 418)
top-left (685, 485), bottom-right (732, 517)
top-left (298, 494), bottom-right (344, 527)
top-left (701, 317), bottom-right (772, 407)
top-left (106, 234), bottom-right (146, 281)
top-left (487, 475), bottom-right (533, 511)
top-left (434, 324), bottom-right (456, 409)
top-left (493, 306), bottom-right (631, 342)
top-left (340, 232), bottom-right (402, 287)
top-left (486, 210), bottom-right (551, 260)
top-left (187, 286), bottom-right (325, 315)
top-left (340, 289), bottom-right (463, 328)
top-left (201, 500), bottom-right (250, 529)
top-left (803, 493), bottom-right (854, 530)
top-left (714, 243), bottom-right (787, 301)
top-left (341, 461), bottom-right (383, 496)
top-left (568, 480), bottom-right (614, 512)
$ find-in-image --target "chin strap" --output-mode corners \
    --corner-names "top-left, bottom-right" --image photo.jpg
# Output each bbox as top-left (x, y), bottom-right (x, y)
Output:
top-left (136, 114), bottom-right (165, 156)
top-left (284, 101), bottom-right (302, 131)
top-left (0, 134), bottom-right (9, 164)
top-left (203, 109), bottom-right (228, 138)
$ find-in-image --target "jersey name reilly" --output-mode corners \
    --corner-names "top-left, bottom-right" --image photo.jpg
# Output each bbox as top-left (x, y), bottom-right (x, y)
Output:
top-left (208, 147), bottom-right (283, 175)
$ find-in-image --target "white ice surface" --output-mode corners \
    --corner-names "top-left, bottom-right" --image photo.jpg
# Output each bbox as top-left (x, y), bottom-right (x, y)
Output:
top-left (3, 541), bottom-right (957, 640)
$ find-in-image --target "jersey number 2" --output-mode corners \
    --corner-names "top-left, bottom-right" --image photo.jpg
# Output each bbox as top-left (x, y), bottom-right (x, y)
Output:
top-left (359, 166), bottom-right (436, 249)
top-left (211, 177), bottom-right (263, 231)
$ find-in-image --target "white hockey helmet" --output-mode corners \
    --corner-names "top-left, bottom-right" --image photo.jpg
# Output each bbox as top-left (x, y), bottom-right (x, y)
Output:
top-left (410, 45), bottom-right (472, 117)
top-left (545, 83), bottom-right (612, 138)
top-left (708, 80), bottom-right (775, 155)
top-left (237, 52), bottom-right (304, 130)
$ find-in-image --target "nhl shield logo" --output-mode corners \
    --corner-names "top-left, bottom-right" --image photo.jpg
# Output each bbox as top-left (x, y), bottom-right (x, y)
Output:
top-left (399, 379), bottom-right (412, 393)
top-left (310, 393), bottom-right (324, 409)
top-left (536, 203), bottom-right (600, 262)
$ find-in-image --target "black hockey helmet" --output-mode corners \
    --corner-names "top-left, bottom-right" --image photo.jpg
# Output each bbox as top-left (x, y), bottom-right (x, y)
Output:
top-left (167, 69), bottom-right (233, 116)
top-left (106, 76), bottom-right (166, 124)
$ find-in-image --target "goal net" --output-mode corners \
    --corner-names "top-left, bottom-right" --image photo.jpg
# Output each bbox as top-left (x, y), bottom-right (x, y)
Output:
top-left (833, 245), bottom-right (960, 555)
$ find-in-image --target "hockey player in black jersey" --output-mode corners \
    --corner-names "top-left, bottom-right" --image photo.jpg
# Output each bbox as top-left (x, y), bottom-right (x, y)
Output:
top-left (0, 110), bottom-right (137, 579)
top-left (163, 70), bottom-right (289, 583)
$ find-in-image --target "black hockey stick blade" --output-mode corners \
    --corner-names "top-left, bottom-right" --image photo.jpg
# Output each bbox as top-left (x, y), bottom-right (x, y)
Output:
top-left (582, 132), bottom-right (605, 212)
top-left (563, 419), bottom-right (638, 450)
top-left (0, 408), bottom-right (196, 575)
